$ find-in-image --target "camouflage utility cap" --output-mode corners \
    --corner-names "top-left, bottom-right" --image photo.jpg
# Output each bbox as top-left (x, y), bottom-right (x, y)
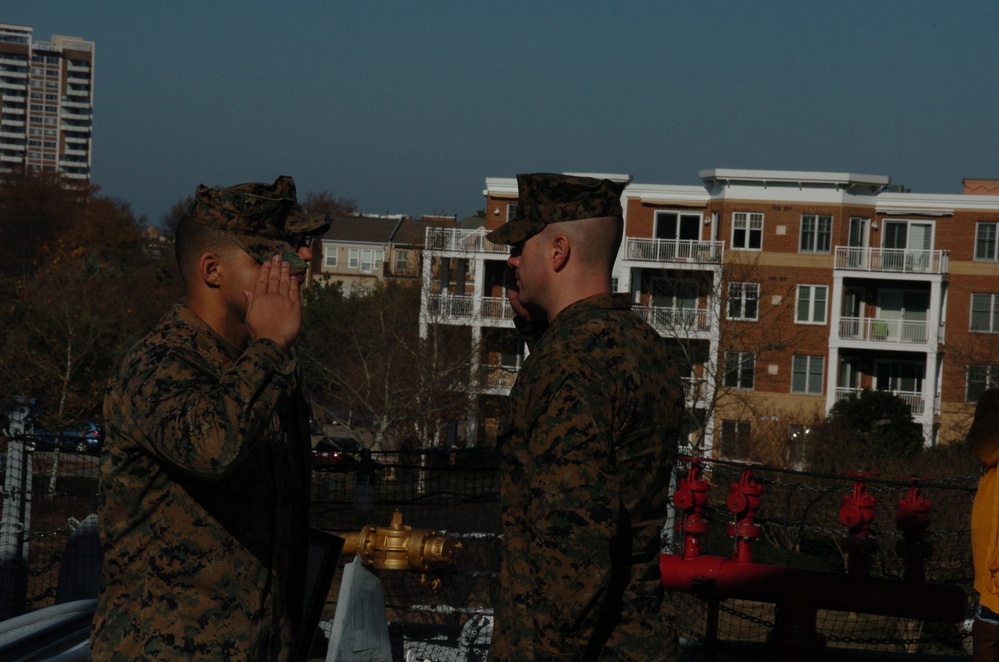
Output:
top-left (186, 175), bottom-right (331, 270)
top-left (486, 173), bottom-right (627, 246)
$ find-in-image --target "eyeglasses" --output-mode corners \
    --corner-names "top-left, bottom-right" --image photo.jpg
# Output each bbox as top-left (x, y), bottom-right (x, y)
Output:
top-left (289, 233), bottom-right (315, 250)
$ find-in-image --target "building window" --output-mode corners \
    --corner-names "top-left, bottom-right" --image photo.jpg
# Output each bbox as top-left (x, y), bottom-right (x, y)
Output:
top-left (395, 250), bottom-right (409, 272)
top-left (720, 420), bottom-right (752, 459)
top-left (800, 215), bottom-right (832, 253)
top-left (323, 246), bottom-right (337, 269)
top-left (792, 355), bottom-right (824, 394)
top-left (728, 282), bottom-right (759, 321)
top-left (968, 364), bottom-right (999, 402)
top-left (732, 212), bottom-right (763, 250)
top-left (507, 204), bottom-right (518, 221)
top-left (499, 336), bottom-right (523, 371)
top-left (796, 285), bottom-right (828, 324)
top-left (976, 223), bottom-right (999, 261)
top-left (724, 351), bottom-right (755, 390)
top-left (971, 293), bottom-right (999, 333)
top-left (348, 248), bottom-right (359, 269)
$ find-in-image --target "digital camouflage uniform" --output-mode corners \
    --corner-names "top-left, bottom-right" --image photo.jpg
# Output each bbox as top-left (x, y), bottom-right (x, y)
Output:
top-left (91, 305), bottom-right (311, 660)
top-left (91, 176), bottom-right (325, 661)
top-left (491, 293), bottom-right (684, 661)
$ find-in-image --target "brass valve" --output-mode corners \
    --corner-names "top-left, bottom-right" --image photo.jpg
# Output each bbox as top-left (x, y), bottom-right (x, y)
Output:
top-left (341, 510), bottom-right (461, 573)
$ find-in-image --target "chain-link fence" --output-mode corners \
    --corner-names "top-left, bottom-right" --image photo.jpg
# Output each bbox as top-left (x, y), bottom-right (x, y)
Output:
top-left (0, 439), bottom-right (980, 660)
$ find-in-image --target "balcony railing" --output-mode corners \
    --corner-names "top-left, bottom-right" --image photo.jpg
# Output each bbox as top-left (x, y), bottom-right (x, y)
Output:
top-left (838, 317), bottom-right (929, 344)
top-left (480, 364), bottom-right (518, 390)
top-left (834, 246), bottom-right (948, 274)
top-left (425, 228), bottom-right (509, 254)
top-left (481, 297), bottom-right (513, 320)
top-left (625, 238), bottom-right (724, 264)
top-left (835, 387), bottom-right (926, 416)
top-left (426, 294), bottom-right (514, 322)
top-left (634, 306), bottom-right (711, 334)
top-left (426, 294), bottom-right (474, 319)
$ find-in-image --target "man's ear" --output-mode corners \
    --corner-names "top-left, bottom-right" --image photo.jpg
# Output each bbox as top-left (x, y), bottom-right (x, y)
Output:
top-left (198, 252), bottom-right (222, 288)
top-left (551, 234), bottom-right (570, 272)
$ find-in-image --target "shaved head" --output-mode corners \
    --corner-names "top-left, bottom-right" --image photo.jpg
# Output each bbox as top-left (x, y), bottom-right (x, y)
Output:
top-left (540, 216), bottom-right (622, 272)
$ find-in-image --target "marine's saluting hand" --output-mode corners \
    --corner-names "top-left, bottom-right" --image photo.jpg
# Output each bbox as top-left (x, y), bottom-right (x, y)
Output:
top-left (244, 254), bottom-right (302, 349)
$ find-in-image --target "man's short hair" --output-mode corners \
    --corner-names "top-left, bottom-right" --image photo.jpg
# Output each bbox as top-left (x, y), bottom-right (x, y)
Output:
top-left (541, 215), bottom-right (622, 271)
top-left (174, 215), bottom-right (236, 287)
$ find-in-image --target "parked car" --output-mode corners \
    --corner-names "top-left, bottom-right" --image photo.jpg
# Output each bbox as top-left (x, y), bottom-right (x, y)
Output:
top-left (311, 437), bottom-right (360, 471)
top-left (27, 421), bottom-right (104, 455)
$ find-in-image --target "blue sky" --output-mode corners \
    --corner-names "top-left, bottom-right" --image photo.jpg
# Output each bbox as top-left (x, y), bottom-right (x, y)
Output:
top-left (6, 2), bottom-right (999, 225)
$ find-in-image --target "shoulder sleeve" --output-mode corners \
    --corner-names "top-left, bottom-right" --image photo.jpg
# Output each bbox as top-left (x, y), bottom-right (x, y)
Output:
top-left (106, 335), bottom-right (297, 477)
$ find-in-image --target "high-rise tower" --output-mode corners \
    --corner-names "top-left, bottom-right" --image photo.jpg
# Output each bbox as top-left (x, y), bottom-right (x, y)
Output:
top-left (0, 23), bottom-right (94, 181)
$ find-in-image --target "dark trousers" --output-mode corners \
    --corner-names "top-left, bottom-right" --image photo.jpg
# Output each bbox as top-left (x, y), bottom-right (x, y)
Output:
top-left (975, 605), bottom-right (999, 662)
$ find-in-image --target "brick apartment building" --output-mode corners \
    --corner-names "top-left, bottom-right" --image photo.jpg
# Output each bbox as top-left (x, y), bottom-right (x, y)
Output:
top-left (419, 168), bottom-right (999, 459)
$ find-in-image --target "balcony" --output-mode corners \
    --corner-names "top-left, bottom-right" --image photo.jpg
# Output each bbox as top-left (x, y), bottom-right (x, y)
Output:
top-left (625, 238), bottom-right (724, 264)
top-left (480, 296), bottom-right (513, 321)
top-left (838, 317), bottom-right (930, 345)
top-left (634, 306), bottom-right (711, 335)
top-left (834, 247), bottom-right (948, 275)
top-left (835, 388), bottom-right (926, 416)
top-left (480, 364), bottom-right (518, 391)
top-left (426, 294), bottom-right (515, 324)
top-left (425, 228), bottom-right (508, 255)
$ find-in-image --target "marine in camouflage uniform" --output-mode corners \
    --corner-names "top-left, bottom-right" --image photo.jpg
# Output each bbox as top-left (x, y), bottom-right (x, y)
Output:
top-left (90, 177), bottom-right (329, 660)
top-left (488, 174), bottom-right (685, 661)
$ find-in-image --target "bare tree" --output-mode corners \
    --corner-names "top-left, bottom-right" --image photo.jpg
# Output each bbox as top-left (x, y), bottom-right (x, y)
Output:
top-left (300, 280), bottom-right (476, 450)
top-left (302, 191), bottom-right (357, 218)
top-left (639, 252), bottom-right (819, 462)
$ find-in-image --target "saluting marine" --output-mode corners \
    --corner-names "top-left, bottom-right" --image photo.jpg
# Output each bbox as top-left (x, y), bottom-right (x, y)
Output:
top-left (91, 177), bottom-right (329, 660)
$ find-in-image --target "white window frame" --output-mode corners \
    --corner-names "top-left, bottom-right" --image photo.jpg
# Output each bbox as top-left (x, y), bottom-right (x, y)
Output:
top-left (348, 248), bottom-right (359, 269)
top-left (796, 285), bottom-right (828, 324)
top-left (791, 355), bottom-right (824, 395)
top-left (506, 204), bottom-right (518, 221)
top-left (323, 245), bottom-right (337, 269)
top-left (727, 282), bottom-right (759, 321)
top-left (395, 249), bottom-right (408, 272)
top-left (967, 364), bottom-right (999, 402)
top-left (720, 420), bottom-right (752, 459)
top-left (732, 212), bottom-right (764, 250)
top-left (724, 351), bottom-right (756, 390)
top-left (976, 222), bottom-right (999, 261)
top-left (971, 293), bottom-right (999, 333)
top-left (800, 214), bottom-right (832, 253)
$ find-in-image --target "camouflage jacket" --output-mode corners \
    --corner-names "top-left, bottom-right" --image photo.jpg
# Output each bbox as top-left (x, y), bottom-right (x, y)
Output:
top-left (491, 293), bottom-right (684, 661)
top-left (91, 304), bottom-right (312, 661)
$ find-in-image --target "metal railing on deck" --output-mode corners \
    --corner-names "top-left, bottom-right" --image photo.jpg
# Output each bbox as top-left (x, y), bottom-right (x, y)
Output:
top-left (625, 238), bottom-right (724, 264)
top-left (834, 247), bottom-right (948, 274)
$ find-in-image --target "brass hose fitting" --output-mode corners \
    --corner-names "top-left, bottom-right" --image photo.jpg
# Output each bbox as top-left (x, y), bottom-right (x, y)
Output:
top-left (341, 510), bottom-right (461, 573)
